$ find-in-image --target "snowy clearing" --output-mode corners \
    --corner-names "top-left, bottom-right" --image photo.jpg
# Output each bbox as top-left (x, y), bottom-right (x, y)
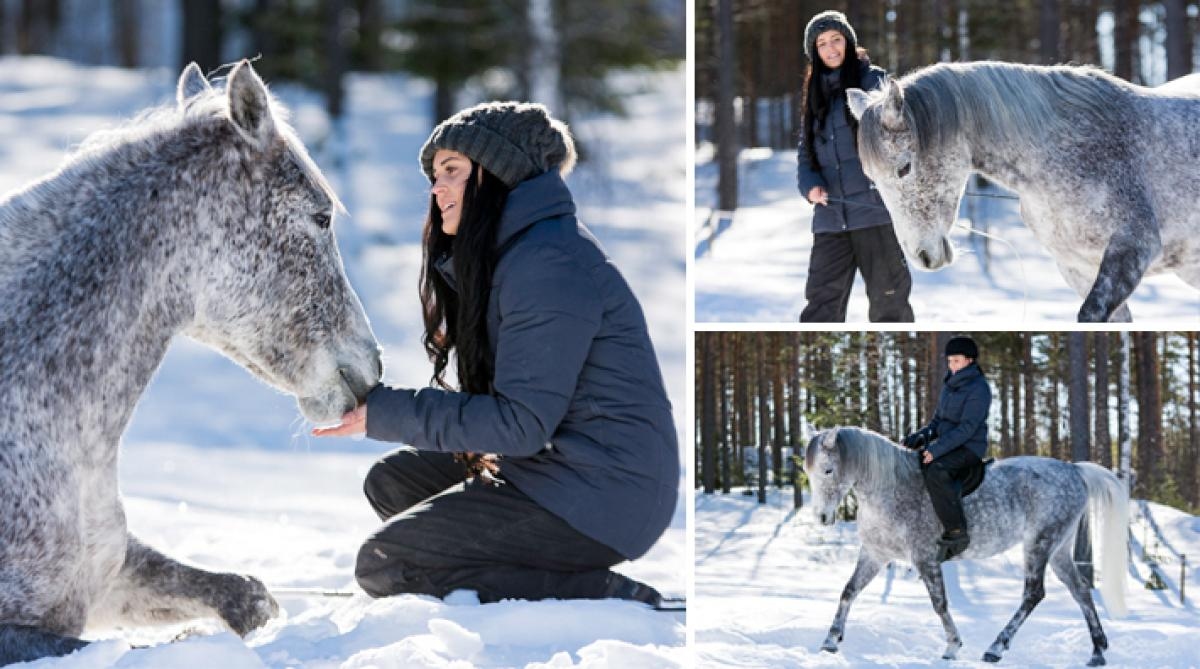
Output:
top-left (695, 487), bottom-right (1200, 668)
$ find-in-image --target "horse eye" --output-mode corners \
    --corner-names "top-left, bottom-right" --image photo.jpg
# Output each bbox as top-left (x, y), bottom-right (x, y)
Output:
top-left (313, 212), bottom-right (331, 229)
top-left (825, 468), bottom-right (834, 475)
top-left (897, 162), bottom-right (911, 178)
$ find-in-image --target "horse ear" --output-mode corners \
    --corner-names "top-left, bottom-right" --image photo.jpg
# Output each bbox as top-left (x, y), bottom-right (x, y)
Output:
top-left (846, 88), bottom-right (871, 120)
top-left (227, 60), bottom-right (275, 147)
top-left (177, 62), bottom-right (211, 107)
top-left (820, 428), bottom-right (840, 452)
top-left (880, 80), bottom-right (907, 131)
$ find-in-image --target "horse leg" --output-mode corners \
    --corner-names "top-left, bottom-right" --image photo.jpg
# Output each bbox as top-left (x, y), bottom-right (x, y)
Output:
top-left (916, 562), bottom-right (963, 659)
top-left (821, 550), bottom-right (882, 653)
top-left (1049, 543), bottom-right (1108, 666)
top-left (88, 534), bottom-right (278, 637)
top-left (983, 535), bottom-right (1054, 662)
top-left (1076, 215), bottom-right (1160, 322)
top-left (1059, 264), bottom-right (1132, 323)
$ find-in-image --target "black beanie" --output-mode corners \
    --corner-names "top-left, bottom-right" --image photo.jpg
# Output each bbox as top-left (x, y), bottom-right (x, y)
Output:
top-left (420, 101), bottom-right (577, 189)
top-left (945, 336), bottom-right (979, 360)
top-left (804, 10), bottom-right (858, 63)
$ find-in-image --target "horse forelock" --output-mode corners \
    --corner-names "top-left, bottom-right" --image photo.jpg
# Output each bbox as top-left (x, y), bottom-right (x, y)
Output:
top-left (867, 61), bottom-right (1129, 162)
top-left (835, 426), bottom-right (920, 490)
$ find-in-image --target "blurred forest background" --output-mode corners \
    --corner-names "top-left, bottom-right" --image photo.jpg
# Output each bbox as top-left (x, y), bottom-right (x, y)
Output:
top-left (0, 0), bottom-right (683, 123)
top-left (695, 332), bottom-right (1200, 513)
top-left (698, 0), bottom-right (1198, 208)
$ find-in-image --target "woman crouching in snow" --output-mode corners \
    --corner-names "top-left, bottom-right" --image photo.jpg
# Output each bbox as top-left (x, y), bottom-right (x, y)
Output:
top-left (314, 101), bottom-right (678, 606)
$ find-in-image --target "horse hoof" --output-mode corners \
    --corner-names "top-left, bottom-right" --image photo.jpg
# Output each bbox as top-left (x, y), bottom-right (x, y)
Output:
top-left (982, 651), bottom-right (1002, 663)
top-left (1087, 655), bottom-right (1106, 667)
top-left (216, 573), bottom-right (280, 636)
top-left (820, 640), bottom-right (839, 653)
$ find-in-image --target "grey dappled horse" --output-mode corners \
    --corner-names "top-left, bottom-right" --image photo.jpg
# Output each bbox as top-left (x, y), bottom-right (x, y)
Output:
top-left (0, 61), bottom-right (381, 664)
top-left (806, 427), bottom-right (1128, 666)
top-left (845, 61), bottom-right (1200, 322)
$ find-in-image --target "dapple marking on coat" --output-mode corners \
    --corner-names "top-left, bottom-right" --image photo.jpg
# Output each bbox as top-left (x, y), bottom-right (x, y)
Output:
top-left (845, 60), bottom-right (1200, 322)
top-left (806, 427), bottom-right (1128, 666)
top-left (0, 61), bottom-right (381, 664)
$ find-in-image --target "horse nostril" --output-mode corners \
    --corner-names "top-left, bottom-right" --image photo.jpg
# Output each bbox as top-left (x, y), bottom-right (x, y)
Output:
top-left (918, 249), bottom-right (932, 267)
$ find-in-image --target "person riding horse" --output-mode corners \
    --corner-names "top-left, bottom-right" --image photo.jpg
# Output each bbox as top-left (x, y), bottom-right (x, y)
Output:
top-left (903, 336), bottom-right (992, 561)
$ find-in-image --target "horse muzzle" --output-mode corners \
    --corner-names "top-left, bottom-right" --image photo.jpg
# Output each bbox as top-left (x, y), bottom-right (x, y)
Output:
top-left (914, 236), bottom-right (955, 270)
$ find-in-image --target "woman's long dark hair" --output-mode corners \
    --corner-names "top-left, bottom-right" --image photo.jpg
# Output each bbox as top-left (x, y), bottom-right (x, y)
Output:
top-left (800, 44), bottom-right (871, 172)
top-left (419, 161), bottom-right (510, 394)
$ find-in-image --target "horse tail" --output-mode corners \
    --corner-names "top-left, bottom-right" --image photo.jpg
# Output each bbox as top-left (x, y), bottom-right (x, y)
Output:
top-left (1074, 462), bottom-right (1129, 618)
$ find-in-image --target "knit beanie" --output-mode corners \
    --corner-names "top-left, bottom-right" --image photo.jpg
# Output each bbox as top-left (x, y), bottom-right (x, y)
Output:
top-left (419, 101), bottom-right (577, 189)
top-left (945, 336), bottom-right (979, 360)
top-left (804, 10), bottom-right (858, 62)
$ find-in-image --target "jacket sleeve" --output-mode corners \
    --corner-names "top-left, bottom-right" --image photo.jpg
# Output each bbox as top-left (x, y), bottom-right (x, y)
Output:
top-left (364, 244), bottom-right (602, 457)
top-left (796, 128), bottom-right (827, 198)
top-left (927, 381), bottom-right (991, 460)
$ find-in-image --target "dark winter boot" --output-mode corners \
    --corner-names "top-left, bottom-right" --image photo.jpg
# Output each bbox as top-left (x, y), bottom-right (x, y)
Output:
top-left (602, 572), bottom-right (663, 608)
top-left (936, 528), bottom-right (970, 562)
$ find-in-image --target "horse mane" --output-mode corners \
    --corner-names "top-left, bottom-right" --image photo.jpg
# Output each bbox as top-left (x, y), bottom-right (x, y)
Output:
top-left (858, 60), bottom-right (1131, 169)
top-left (835, 426), bottom-right (922, 490)
top-left (0, 74), bottom-right (342, 255)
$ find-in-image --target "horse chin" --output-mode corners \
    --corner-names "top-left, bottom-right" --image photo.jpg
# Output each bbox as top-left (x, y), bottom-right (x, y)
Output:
top-left (298, 383), bottom-right (358, 425)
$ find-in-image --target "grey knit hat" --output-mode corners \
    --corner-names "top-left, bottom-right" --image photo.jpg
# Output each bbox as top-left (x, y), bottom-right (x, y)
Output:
top-left (419, 101), bottom-right (577, 188)
top-left (804, 10), bottom-right (858, 62)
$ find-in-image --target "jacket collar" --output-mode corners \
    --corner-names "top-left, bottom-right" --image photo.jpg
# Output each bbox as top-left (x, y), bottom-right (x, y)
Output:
top-left (945, 362), bottom-right (982, 388)
top-left (434, 170), bottom-right (576, 290)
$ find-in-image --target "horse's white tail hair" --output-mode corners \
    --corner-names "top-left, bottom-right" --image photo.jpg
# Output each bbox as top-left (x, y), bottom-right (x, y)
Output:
top-left (1074, 462), bottom-right (1129, 618)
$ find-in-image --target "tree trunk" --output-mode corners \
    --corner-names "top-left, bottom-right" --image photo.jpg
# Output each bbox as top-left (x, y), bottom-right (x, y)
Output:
top-left (772, 335), bottom-right (786, 487)
top-left (181, 0), bottom-right (222, 73)
top-left (322, 0), bottom-right (348, 119)
top-left (1112, 0), bottom-right (1137, 82)
top-left (1094, 332), bottom-right (1111, 467)
top-left (1188, 332), bottom-right (1199, 509)
top-left (1134, 332), bottom-right (1163, 498)
top-left (1000, 356), bottom-right (1012, 457)
top-left (1068, 332), bottom-right (1090, 462)
top-left (1118, 332), bottom-right (1133, 493)
top-left (701, 334), bottom-right (716, 494)
top-left (720, 333), bottom-right (731, 494)
top-left (757, 333), bottom-right (769, 504)
top-left (1068, 332), bottom-right (1093, 584)
top-left (113, 0), bottom-right (137, 67)
top-left (1023, 332), bottom-right (1038, 455)
top-left (1165, 0), bottom-right (1192, 81)
top-left (715, 0), bottom-right (738, 211)
top-left (1039, 0), bottom-right (1060, 64)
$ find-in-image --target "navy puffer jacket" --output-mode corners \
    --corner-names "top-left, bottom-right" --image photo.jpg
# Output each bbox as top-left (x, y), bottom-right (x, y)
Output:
top-left (796, 61), bottom-right (893, 233)
top-left (364, 170), bottom-right (679, 560)
top-left (925, 363), bottom-right (992, 461)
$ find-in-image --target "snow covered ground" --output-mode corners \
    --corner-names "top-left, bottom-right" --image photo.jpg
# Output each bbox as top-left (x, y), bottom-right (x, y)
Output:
top-left (695, 487), bottom-right (1200, 668)
top-left (1, 57), bottom-right (686, 667)
top-left (694, 147), bottom-right (1200, 324)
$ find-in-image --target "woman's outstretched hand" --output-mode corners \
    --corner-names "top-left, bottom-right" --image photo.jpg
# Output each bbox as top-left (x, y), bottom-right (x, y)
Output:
top-left (312, 404), bottom-right (367, 437)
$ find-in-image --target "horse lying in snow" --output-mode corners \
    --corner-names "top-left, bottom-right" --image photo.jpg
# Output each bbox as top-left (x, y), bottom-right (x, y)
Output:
top-left (0, 61), bottom-right (381, 663)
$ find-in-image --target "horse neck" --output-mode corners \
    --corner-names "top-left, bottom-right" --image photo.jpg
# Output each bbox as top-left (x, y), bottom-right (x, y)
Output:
top-left (0, 137), bottom-right (214, 452)
top-left (843, 433), bottom-right (924, 499)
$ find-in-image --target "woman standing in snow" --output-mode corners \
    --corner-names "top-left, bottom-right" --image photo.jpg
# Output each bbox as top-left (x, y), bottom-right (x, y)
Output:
top-left (797, 10), bottom-right (914, 322)
top-left (314, 101), bottom-right (677, 606)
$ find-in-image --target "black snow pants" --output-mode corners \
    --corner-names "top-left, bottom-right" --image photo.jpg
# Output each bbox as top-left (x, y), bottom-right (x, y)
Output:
top-left (800, 224), bottom-right (915, 322)
top-left (921, 446), bottom-right (983, 536)
top-left (355, 448), bottom-right (647, 603)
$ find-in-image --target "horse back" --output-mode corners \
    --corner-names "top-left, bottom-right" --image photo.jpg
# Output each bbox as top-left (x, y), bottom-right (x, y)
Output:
top-left (959, 457), bottom-right (1087, 559)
